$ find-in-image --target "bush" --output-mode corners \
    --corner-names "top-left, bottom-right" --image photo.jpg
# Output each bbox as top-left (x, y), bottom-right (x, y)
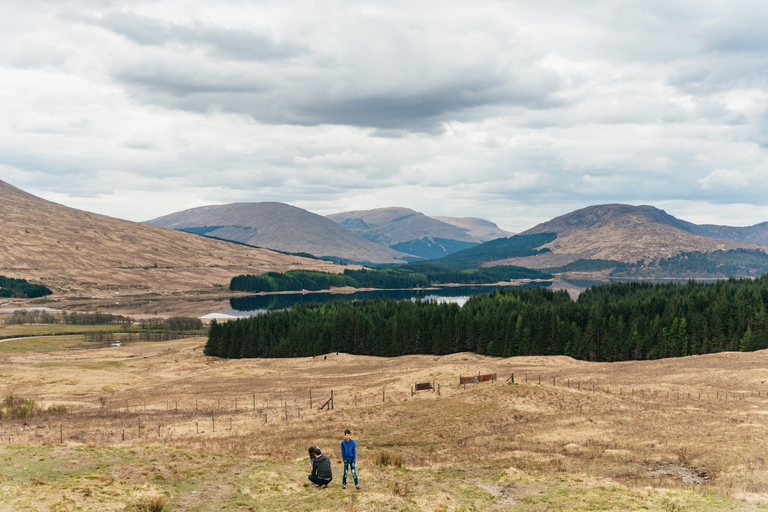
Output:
top-left (375, 451), bottom-right (403, 467)
top-left (132, 495), bottom-right (167, 512)
top-left (0, 395), bottom-right (67, 419)
top-left (0, 395), bottom-right (38, 419)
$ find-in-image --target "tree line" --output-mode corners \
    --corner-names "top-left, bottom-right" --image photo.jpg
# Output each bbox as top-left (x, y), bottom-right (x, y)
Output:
top-left (229, 265), bottom-right (551, 293)
top-left (0, 276), bottom-right (52, 298)
top-left (206, 276), bottom-right (768, 361)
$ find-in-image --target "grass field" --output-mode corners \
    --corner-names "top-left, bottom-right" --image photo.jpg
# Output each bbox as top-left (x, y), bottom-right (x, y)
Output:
top-left (2, 324), bottom-right (768, 511)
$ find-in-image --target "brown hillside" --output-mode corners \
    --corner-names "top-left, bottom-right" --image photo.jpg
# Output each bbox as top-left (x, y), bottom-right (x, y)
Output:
top-left (430, 215), bottom-right (514, 242)
top-left (327, 207), bottom-right (480, 246)
top-left (146, 202), bottom-right (412, 264)
top-left (0, 180), bottom-right (343, 292)
top-left (497, 204), bottom-right (765, 268)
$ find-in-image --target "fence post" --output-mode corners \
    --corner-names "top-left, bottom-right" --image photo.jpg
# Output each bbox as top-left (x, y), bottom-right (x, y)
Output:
top-left (553, 377), bottom-right (555, 386)
top-left (196, 422), bottom-right (198, 434)
top-left (331, 390), bottom-right (334, 410)
top-left (383, 388), bottom-right (385, 402)
top-left (264, 413), bottom-right (267, 424)
top-left (60, 424), bottom-right (62, 444)
top-left (122, 429), bottom-right (125, 441)
top-left (411, 385), bottom-right (413, 396)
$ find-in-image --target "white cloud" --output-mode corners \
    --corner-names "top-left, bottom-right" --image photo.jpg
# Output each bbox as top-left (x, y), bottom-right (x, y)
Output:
top-left (698, 169), bottom-right (750, 190)
top-left (0, 0), bottom-right (767, 233)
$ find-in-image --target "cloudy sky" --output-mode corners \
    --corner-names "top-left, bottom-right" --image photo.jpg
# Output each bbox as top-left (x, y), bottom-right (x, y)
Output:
top-left (2, 0), bottom-right (768, 232)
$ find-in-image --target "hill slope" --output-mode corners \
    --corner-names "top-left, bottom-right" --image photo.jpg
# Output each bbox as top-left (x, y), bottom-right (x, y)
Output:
top-left (487, 204), bottom-right (766, 268)
top-left (0, 180), bottom-right (342, 292)
top-left (145, 203), bottom-right (413, 264)
top-left (327, 207), bottom-right (503, 258)
top-left (429, 216), bottom-right (514, 242)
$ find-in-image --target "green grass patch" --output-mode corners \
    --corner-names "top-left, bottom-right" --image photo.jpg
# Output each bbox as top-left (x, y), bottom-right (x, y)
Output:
top-left (0, 323), bottom-right (127, 337)
top-left (0, 335), bottom-right (90, 353)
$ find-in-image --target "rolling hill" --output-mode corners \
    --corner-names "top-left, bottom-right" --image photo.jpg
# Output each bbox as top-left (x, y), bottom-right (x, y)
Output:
top-left (429, 215), bottom-right (514, 242)
top-left (327, 207), bottom-right (511, 259)
top-left (0, 180), bottom-right (342, 292)
top-left (494, 204), bottom-right (766, 269)
top-left (145, 203), bottom-right (414, 264)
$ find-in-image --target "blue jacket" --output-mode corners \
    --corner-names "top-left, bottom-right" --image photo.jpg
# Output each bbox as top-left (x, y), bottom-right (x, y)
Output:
top-left (340, 438), bottom-right (356, 461)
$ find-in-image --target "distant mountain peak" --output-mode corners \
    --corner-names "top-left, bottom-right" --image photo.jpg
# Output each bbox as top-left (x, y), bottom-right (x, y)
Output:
top-left (146, 202), bottom-right (413, 264)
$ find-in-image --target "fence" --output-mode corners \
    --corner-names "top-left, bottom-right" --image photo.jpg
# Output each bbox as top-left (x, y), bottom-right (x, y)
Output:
top-left (3, 372), bottom-right (765, 447)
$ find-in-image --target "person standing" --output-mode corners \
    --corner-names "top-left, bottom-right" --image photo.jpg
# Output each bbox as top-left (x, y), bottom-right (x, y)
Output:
top-left (308, 446), bottom-right (333, 488)
top-left (340, 429), bottom-right (360, 489)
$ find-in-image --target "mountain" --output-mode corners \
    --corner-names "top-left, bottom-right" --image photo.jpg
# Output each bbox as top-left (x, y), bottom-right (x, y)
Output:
top-left (450, 204), bottom-right (766, 270)
top-left (429, 216), bottom-right (514, 242)
top-left (327, 207), bottom-right (510, 259)
top-left (145, 202), bottom-right (413, 264)
top-left (660, 216), bottom-right (768, 247)
top-left (0, 180), bottom-right (342, 292)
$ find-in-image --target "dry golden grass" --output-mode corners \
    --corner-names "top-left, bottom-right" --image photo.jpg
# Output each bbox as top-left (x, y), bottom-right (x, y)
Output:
top-left (3, 334), bottom-right (768, 510)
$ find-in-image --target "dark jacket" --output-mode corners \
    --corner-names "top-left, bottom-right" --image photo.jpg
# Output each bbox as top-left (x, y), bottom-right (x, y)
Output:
top-left (311, 454), bottom-right (332, 480)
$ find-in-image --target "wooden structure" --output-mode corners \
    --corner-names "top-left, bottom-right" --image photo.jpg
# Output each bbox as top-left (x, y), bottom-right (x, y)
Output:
top-left (459, 373), bottom-right (496, 385)
top-left (415, 381), bottom-right (434, 391)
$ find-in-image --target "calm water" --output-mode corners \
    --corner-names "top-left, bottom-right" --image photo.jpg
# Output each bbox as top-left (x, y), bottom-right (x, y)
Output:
top-left (208, 282), bottom-right (553, 318)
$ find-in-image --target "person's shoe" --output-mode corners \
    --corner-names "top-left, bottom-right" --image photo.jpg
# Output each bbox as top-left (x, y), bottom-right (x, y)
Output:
top-left (342, 484), bottom-right (346, 489)
top-left (355, 484), bottom-right (360, 490)
top-left (320, 484), bottom-right (328, 489)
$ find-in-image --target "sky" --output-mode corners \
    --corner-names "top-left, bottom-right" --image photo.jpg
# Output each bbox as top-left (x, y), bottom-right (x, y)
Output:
top-left (2, 0), bottom-right (768, 233)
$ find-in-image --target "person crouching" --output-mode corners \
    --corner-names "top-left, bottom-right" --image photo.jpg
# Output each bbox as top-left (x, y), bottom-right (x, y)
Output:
top-left (308, 446), bottom-right (333, 488)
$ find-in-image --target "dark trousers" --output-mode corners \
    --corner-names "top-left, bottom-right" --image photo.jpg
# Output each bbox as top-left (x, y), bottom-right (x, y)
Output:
top-left (308, 475), bottom-right (332, 486)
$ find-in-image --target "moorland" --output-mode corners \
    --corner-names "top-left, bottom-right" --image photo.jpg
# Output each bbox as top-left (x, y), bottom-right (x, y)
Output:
top-left (2, 313), bottom-right (768, 511)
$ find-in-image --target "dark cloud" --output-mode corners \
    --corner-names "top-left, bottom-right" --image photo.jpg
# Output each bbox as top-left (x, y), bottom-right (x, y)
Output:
top-left (109, 52), bottom-right (560, 131)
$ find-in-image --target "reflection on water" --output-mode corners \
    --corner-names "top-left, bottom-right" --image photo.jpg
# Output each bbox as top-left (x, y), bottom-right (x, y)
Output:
top-left (225, 283), bottom-right (552, 317)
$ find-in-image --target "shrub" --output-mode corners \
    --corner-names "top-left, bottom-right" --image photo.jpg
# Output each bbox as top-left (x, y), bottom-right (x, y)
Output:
top-left (375, 451), bottom-right (403, 467)
top-left (132, 495), bottom-right (167, 512)
top-left (0, 395), bottom-right (39, 419)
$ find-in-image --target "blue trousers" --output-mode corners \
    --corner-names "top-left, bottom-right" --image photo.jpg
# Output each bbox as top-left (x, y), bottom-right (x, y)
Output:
top-left (343, 459), bottom-right (358, 486)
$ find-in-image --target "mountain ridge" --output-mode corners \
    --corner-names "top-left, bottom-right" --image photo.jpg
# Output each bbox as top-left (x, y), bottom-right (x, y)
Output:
top-left (0, 180), bottom-right (342, 292)
top-left (145, 202), bottom-right (413, 264)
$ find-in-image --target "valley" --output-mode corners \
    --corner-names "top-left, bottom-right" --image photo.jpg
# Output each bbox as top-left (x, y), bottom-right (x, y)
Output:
top-left (2, 321), bottom-right (768, 511)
